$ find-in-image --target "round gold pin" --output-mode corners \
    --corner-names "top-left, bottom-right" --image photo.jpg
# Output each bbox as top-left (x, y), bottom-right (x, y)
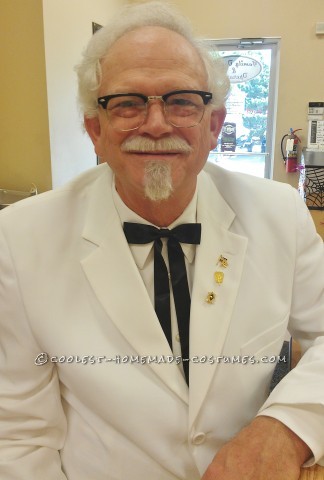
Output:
top-left (205, 292), bottom-right (216, 304)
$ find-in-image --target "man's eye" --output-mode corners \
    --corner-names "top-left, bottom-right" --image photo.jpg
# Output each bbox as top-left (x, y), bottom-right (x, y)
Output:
top-left (119, 100), bottom-right (140, 108)
top-left (108, 97), bottom-right (145, 111)
top-left (109, 101), bottom-right (138, 110)
top-left (169, 98), bottom-right (193, 107)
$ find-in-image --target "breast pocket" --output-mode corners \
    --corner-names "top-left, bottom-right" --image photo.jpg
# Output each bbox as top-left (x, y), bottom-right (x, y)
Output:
top-left (240, 314), bottom-right (289, 359)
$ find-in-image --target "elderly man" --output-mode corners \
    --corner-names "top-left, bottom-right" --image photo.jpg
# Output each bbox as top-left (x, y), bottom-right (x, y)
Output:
top-left (0, 2), bottom-right (323, 479)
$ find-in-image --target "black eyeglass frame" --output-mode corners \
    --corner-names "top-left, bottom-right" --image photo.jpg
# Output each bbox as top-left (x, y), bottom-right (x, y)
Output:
top-left (97, 89), bottom-right (213, 110)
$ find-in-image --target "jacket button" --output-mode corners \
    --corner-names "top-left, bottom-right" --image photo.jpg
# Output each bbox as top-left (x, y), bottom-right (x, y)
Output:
top-left (192, 432), bottom-right (206, 445)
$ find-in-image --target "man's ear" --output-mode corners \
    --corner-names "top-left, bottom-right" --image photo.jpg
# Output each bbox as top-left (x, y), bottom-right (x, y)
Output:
top-left (84, 116), bottom-right (101, 145)
top-left (210, 107), bottom-right (226, 150)
top-left (84, 115), bottom-right (104, 158)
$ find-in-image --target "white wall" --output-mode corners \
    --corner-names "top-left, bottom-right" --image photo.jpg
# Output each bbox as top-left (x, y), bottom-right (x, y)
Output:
top-left (42, 0), bottom-right (125, 188)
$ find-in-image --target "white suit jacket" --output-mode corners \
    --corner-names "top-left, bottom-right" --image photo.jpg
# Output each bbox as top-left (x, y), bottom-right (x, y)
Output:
top-left (0, 162), bottom-right (323, 479)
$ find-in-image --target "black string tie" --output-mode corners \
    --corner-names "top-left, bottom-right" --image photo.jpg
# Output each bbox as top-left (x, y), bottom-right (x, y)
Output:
top-left (123, 222), bottom-right (201, 385)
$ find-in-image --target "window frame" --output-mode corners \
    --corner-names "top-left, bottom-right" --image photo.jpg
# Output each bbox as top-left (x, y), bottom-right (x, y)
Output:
top-left (204, 37), bottom-right (281, 179)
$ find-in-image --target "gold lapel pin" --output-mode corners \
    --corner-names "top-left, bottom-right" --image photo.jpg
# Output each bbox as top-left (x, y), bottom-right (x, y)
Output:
top-left (214, 271), bottom-right (224, 285)
top-left (205, 292), bottom-right (216, 304)
top-left (218, 255), bottom-right (229, 268)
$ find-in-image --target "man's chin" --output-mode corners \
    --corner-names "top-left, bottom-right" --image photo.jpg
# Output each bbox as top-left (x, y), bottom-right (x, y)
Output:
top-left (144, 186), bottom-right (173, 202)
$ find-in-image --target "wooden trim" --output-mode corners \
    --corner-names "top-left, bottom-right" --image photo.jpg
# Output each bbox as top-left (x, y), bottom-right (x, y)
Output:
top-left (299, 465), bottom-right (324, 479)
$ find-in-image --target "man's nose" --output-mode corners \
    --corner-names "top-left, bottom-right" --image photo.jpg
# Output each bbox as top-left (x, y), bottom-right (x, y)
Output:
top-left (137, 100), bottom-right (174, 137)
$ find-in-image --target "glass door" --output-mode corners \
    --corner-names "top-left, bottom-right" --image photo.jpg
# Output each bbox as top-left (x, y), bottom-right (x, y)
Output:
top-left (205, 38), bottom-right (280, 178)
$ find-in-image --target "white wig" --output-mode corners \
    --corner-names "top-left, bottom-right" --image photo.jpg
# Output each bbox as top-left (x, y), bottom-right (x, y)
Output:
top-left (75, 1), bottom-right (230, 118)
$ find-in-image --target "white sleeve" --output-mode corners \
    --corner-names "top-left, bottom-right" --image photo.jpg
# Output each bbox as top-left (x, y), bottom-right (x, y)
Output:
top-left (0, 224), bottom-right (68, 479)
top-left (258, 190), bottom-right (324, 466)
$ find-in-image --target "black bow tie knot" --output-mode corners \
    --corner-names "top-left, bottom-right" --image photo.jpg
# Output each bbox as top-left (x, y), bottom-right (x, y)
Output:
top-left (123, 222), bottom-right (201, 245)
top-left (123, 222), bottom-right (201, 385)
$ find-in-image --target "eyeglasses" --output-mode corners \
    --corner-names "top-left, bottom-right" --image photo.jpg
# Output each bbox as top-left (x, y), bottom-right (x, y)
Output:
top-left (97, 89), bottom-right (212, 131)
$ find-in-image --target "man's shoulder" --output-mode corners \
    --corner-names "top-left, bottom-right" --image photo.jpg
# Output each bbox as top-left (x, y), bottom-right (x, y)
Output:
top-left (202, 161), bottom-right (296, 211)
top-left (0, 164), bottom-right (112, 238)
top-left (203, 161), bottom-right (291, 193)
top-left (200, 162), bottom-right (308, 236)
top-left (0, 164), bottom-right (110, 222)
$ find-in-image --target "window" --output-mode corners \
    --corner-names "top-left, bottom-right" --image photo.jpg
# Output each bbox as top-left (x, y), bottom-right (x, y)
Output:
top-left (205, 38), bottom-right (280, 178)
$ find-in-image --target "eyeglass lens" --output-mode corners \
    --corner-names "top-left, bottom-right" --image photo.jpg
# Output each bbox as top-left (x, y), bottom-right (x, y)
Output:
top-left (106, 92), bottom-right (206, 130)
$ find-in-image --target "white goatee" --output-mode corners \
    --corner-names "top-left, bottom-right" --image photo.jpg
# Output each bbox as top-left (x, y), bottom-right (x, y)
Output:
top-left (143, 161), bottom-right (173, 201)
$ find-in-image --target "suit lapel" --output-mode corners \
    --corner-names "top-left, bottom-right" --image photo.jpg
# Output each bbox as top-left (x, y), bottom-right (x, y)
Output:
top-left (80, 166), bottom-right (188, 404)
top-left (189, 171), bottom-right (248, 428)
top-left (79, 165), bottom-right (248, 414)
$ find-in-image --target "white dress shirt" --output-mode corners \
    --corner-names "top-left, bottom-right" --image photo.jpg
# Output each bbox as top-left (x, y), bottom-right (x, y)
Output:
top-left (112, 183), bottom-right (198, 378)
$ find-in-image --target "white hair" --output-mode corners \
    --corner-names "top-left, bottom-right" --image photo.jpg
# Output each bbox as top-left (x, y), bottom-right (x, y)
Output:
top-left (75, 1), bottom-right (230, 118)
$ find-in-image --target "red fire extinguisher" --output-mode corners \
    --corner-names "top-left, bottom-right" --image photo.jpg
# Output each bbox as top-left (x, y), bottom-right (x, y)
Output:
top-left (281, 128), bottom-right (302, 173)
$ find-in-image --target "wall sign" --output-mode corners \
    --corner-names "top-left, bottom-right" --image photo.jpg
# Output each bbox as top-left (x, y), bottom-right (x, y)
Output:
top-left (222, 55), bottom-right (262, 83)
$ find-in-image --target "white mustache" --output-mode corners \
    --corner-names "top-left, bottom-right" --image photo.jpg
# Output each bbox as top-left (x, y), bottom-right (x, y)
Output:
top-left (121, 136), bottom-right (193, 153)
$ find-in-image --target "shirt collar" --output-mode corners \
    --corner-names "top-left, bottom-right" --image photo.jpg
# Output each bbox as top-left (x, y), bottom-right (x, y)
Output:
top-left (112, 180), bottom-right (198, 269)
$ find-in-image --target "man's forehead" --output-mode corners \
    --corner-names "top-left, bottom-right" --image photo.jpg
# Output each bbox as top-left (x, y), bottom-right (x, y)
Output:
top-left (102, 26), bottom-right (203, 68)
top-left (100, 26), bottom-right (207, 89)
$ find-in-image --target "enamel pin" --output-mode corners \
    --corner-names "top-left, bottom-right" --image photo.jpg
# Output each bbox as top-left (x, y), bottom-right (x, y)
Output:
top-left (218, 255), bottom-right (229, 268)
